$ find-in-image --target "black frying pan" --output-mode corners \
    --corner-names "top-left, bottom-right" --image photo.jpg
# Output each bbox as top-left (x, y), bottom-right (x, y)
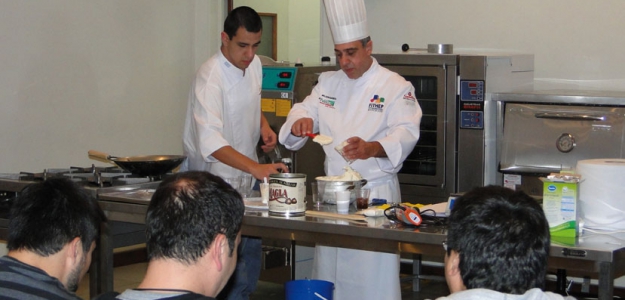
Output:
top-left (88, 150), bottom-right (186, 177)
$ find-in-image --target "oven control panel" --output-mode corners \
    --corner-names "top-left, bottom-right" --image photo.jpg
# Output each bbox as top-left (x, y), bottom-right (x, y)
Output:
top-left (460, 111), bottom-right (483, 129)
top-left (262, 67), bottom-right (297, 92)
top-left (459, 80), bottom-right (485, 129)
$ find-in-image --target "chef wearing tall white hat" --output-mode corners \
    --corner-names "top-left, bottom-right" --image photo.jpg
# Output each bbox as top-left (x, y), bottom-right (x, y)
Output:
top-left (278, 0), bottom-right (422, 298)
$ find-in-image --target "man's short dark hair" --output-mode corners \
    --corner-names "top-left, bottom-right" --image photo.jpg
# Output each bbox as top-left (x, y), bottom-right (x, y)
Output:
top-left (360, 36), bottom-right (371, 47)
top-left (223, 6), bottom-right (262, 40)
top-left (145, 171), bottom-right (244, 265)
top-left (447, 185), bottom-right (550, 294)
top-left (7, 177), bottom-right (106, 255)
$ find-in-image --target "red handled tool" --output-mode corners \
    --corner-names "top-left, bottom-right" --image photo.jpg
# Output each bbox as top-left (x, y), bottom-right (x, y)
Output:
top-left (384, 204), bottom-right (423, 226)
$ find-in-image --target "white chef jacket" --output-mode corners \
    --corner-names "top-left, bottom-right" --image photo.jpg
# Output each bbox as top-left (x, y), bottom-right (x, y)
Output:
top-left (278, 58), bottom-right (422, 300)
top-left (181, 51), bottom-right (262, 178)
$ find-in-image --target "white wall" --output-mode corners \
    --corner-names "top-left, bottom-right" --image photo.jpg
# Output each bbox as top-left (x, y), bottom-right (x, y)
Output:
top-left (363, 0), bottom-right (625, 91)
top-left (0, 1), bottom-right (225, 173)
top-left (288, 1), bottom-right (322, 65)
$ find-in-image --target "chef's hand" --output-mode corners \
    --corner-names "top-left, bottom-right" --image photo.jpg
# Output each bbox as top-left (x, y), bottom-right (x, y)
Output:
top-left (342, 137), bottom-right (387, 160)
top-left (260, 125), bottom-right (278, 153)
top-left (291, 118), bottom-right (314, 137)
top-left (250, 163), bottom-right (288, 180)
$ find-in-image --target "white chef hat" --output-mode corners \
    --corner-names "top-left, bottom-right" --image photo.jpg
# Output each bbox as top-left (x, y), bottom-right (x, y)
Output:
top-left (323, 0), bottom-right (369, 45)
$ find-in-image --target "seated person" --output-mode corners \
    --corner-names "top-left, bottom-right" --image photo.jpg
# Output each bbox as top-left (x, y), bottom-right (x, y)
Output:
top-left (0, 177), bottom-right (106, 299)
top-left (437, 185), bottom-right (576, 300)
top-left (96, 171), bottom-right (245, 300)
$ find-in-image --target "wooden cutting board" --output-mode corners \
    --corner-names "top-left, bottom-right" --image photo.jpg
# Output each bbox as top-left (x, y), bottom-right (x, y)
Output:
top-left (305, 210), bottom-right (366, 221)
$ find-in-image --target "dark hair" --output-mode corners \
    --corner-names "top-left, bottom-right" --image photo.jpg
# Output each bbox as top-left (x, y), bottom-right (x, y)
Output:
top-left (7, 177), bottom-right (106, 255)
top-left (223, 6), bottom-right (262, 40)
top-left (145, 171), bottom-right (244, 264)
top-left (360, 36), bottom-right (371, 47)
top-left (447, 185), bottom-right (550, 294)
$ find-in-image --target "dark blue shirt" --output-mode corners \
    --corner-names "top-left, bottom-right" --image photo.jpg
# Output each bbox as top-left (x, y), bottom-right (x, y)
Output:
top-left (0, 255), bottom-right (81, 300)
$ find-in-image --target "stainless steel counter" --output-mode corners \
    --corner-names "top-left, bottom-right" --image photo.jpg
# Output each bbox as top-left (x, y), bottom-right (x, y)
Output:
top-left (90, 184), bottom-right (625, 300)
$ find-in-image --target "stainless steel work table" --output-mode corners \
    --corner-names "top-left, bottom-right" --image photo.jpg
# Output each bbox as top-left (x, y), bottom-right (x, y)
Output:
top-left (91, 183), bottom-right (625, 300)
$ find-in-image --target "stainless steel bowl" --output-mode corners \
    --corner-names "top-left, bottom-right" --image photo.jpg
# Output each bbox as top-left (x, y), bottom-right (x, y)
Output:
top-left (315, 178), bottom-right (367, 204)
top-left (427, 43), bottom-right (453, 54)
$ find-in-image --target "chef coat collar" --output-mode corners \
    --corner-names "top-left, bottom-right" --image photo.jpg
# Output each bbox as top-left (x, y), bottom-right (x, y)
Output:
top-left (217, 49), bottom-right (248, 78)
top-left (217, 50), bottom-right (251, 90)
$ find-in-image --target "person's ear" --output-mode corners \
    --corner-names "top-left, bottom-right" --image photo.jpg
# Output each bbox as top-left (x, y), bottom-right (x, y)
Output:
top-left (445, 250), bottom-right (465, 293)
top-left (221, 32), bottom-right (229, 46)
top-left (446, 250), bottom-right (460, 274)
top-left (67, 237), bottom-right (82, 267)
top-left (211, 234), bottom-right (227, 272)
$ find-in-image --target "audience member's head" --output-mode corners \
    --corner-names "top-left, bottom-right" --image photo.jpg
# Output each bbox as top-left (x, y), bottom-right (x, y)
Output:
top-left (142, 171), bottom-right (245, 297)
top-left (7, 177), bottom-right (106, 292)
top-left (444, 185), bottom-right (550, 294)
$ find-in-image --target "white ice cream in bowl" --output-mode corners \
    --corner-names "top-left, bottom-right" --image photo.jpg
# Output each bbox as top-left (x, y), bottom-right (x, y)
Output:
top-left (316, 166), bottom-right (367, 204)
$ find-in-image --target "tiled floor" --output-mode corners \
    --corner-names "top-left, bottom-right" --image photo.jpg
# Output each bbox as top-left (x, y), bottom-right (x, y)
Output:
top-left (76, 262), bottom-right (450, 300)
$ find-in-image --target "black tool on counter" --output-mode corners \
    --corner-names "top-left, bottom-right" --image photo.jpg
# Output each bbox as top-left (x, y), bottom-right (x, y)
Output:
top-left (384, 204), bottom-right (447, 227)
top-left (384, 204), bottom-right (423, 226)
top-left (401, 43), bottom-right (416, 52)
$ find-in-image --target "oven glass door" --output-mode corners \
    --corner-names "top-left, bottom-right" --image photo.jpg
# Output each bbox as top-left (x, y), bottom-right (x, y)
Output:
top-left (383, 66), bottom-right (448, 187)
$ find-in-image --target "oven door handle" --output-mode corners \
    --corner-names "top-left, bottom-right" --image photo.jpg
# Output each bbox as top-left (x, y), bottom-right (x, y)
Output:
top-left (534, 112), bottom-right (605, 121)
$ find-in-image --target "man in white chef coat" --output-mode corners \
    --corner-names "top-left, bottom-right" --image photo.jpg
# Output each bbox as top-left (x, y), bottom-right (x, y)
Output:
top-left (181, 6), bottom-right (286, 300)
top-left (278, 0), bottom-right (422, 299)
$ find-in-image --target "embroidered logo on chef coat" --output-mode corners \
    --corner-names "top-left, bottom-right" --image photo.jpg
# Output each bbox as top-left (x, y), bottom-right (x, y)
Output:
top-left (319, 94), bottom-right (336, 108)
top-left (368, 94), bottom-right (385, 112)
top-left (403, 92), bottom-right (416, 101)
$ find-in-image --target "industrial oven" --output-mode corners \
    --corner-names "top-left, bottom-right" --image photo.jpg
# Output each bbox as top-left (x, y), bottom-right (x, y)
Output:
top-left (494, 90), bottom-right (625, 197)
top-left (372, 51), bottom-right (534, 203)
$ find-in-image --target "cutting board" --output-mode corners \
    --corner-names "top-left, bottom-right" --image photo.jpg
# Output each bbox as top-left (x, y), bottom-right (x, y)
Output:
top-left (305, 210), bottom-right (366, 221)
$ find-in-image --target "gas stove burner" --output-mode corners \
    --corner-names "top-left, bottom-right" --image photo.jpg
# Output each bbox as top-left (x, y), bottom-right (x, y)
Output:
top-left (66, 171), bottom-right (156, 187)
top-left (15, 165), bottom-right (157, 187)
top-left (19, 170), bottom-right (59, 181)
top-left (69, 165), bottom-right (127, 174)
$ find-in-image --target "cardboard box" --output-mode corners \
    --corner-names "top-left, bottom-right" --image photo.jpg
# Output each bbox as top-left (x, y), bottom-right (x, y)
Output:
top-left (540, 173), bottom-right (581, 238)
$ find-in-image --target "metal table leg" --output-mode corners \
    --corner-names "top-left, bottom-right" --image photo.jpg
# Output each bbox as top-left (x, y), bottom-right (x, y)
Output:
top-left (412, 254), bottom-right (422, 292)
top-left (89, 222), bottom-right (114, 299)
top-left (598, 261), bottom-right (614, 300)
top-left (555, 269), bottom-right (567, 295)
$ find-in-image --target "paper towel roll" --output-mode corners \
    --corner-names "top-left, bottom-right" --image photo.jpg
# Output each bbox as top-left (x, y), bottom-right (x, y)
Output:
top-left (577, 158), bottom-right (625, 230)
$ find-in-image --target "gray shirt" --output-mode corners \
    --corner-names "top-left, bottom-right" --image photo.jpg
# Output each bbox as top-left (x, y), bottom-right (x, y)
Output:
top-left (0, 255), bottom-right (81, 300)
top-left (107, 289), bottom-right (216, 300)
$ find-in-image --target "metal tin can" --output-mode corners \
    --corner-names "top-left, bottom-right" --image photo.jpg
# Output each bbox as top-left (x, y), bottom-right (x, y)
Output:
top-left (269, 173), bottom-right (306, 216)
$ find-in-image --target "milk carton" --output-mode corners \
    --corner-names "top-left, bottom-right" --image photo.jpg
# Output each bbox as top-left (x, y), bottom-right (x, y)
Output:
top-left (540, 173), bottom-right (581, 238)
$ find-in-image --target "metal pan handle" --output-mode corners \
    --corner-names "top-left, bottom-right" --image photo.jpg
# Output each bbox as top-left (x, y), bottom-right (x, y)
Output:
top-left (88, 150), bottom-right (117, 163)
top-left (534, 112), bottom-right (605, 121)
